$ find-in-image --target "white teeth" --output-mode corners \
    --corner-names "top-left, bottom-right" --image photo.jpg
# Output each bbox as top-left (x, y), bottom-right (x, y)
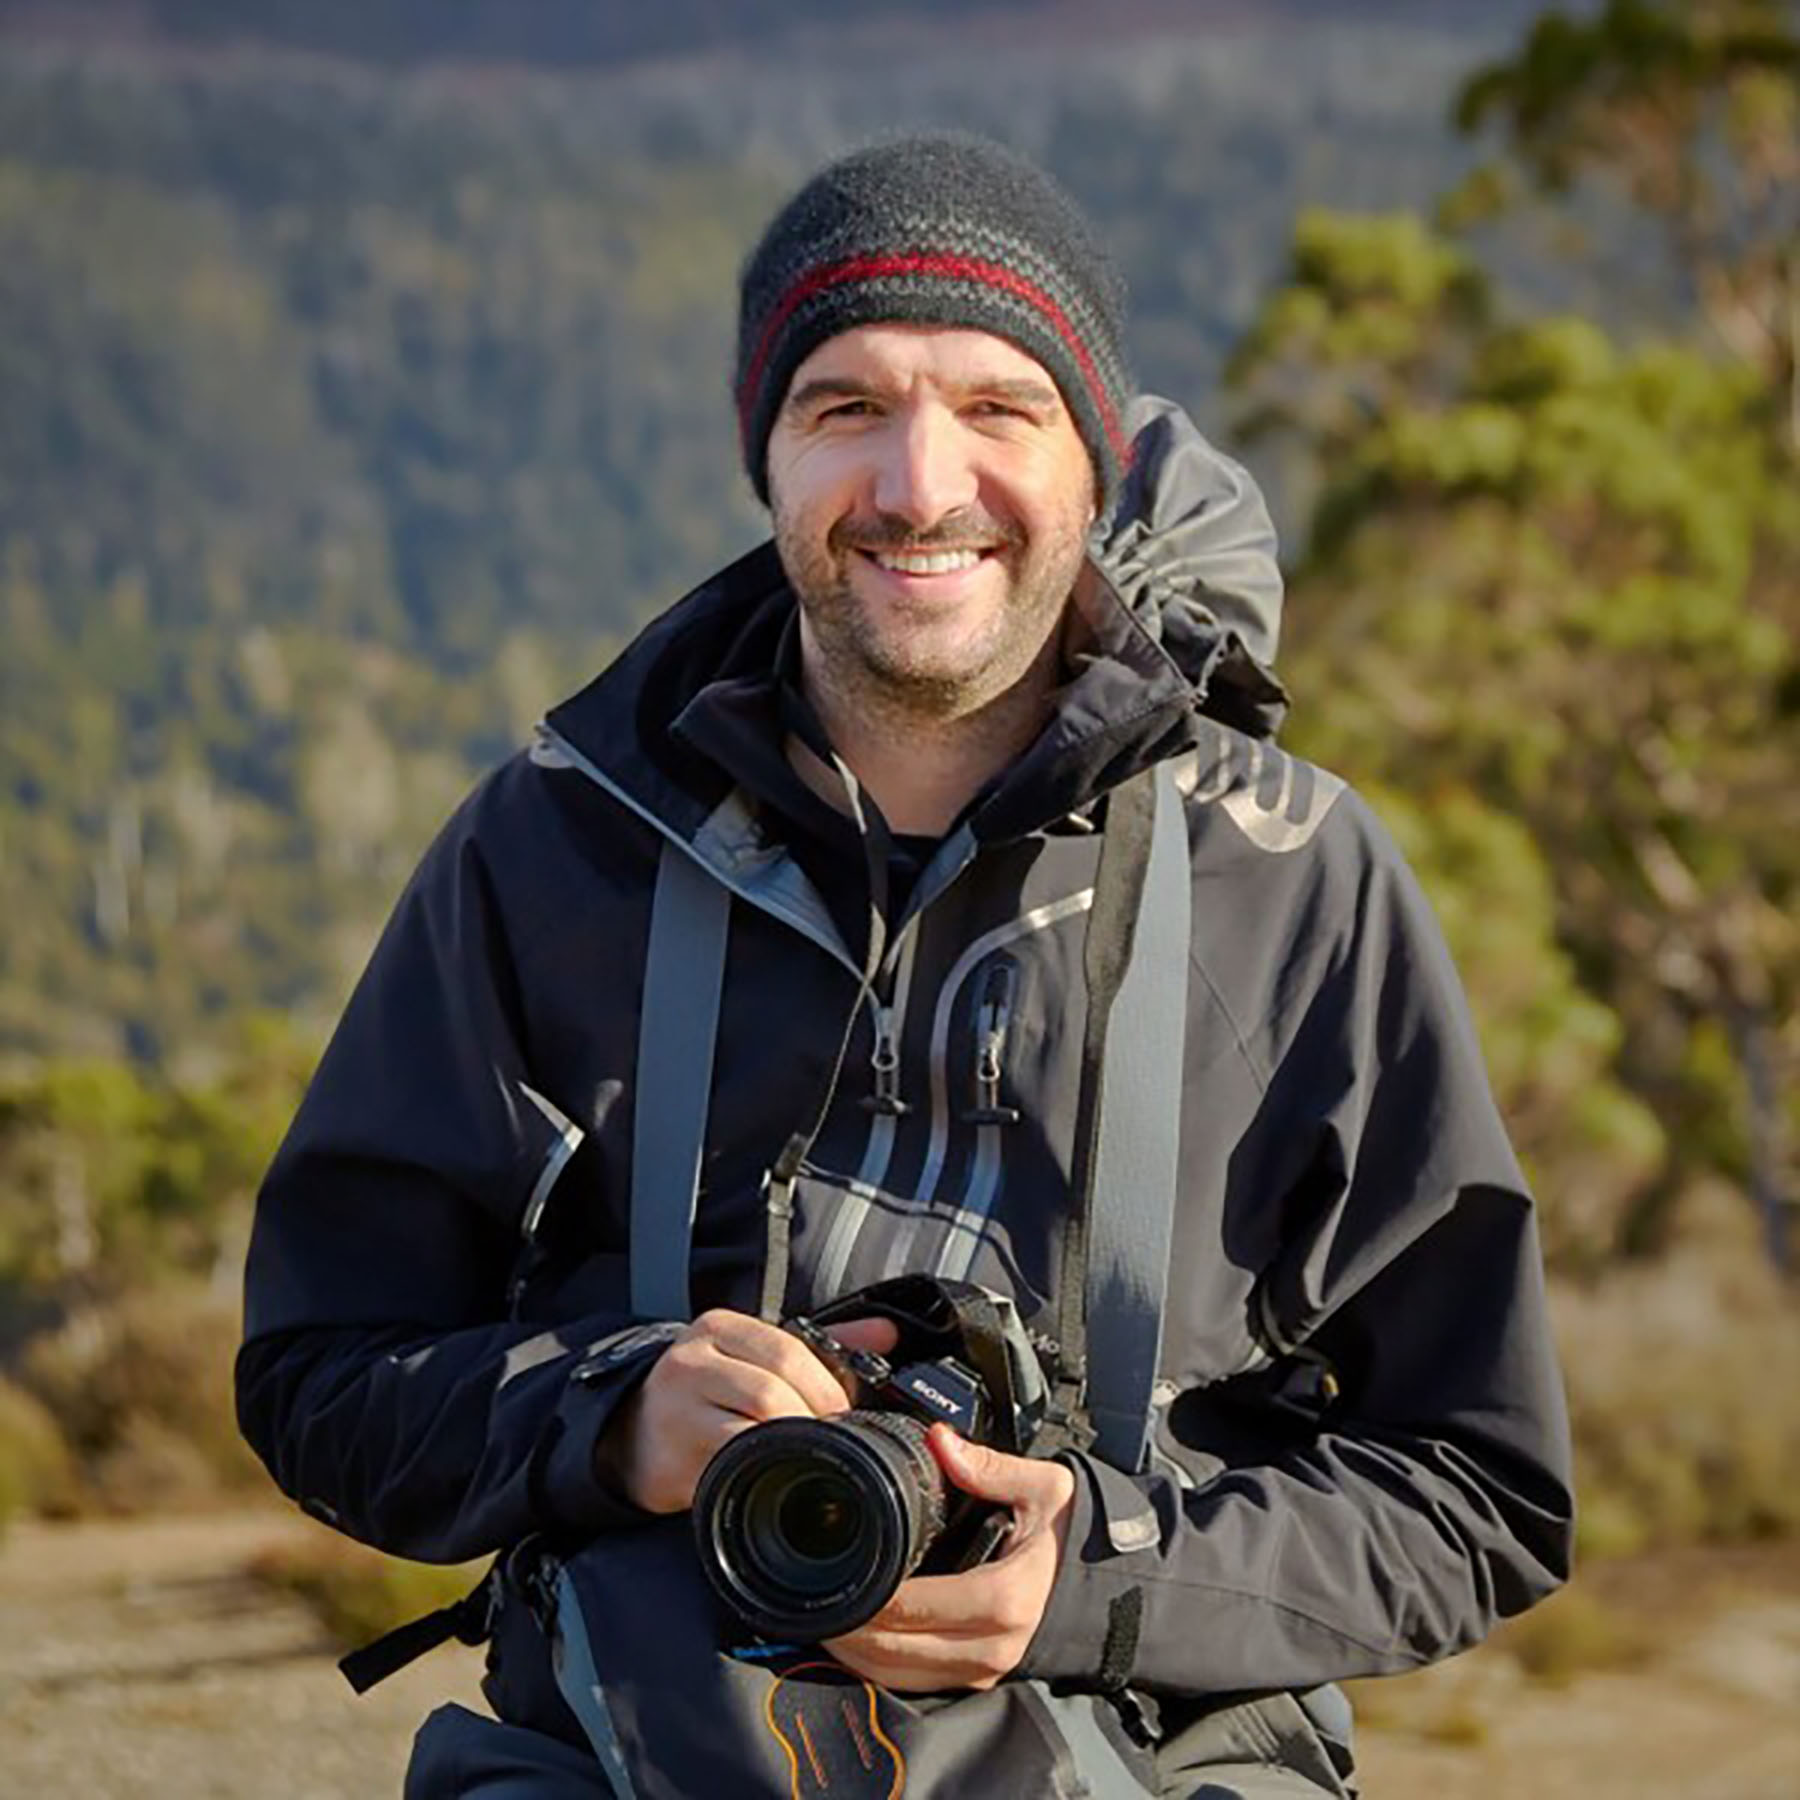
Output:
top-left (870, 549), bottom-right (983, 575)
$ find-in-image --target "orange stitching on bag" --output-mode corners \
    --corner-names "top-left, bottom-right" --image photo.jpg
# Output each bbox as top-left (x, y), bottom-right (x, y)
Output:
top-left (764, 1660), bottom-right (906, 1798)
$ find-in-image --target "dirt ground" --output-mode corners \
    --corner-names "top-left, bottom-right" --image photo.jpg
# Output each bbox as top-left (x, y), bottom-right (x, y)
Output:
top-left (3, 1509), bottom-right (1797, 1799)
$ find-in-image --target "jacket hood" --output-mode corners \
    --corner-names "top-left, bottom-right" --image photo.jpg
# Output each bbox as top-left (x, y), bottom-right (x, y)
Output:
top-left (545, 395), bottom-right (1288, 843)
top-left (1091, 394), bottom-right (1288, 740)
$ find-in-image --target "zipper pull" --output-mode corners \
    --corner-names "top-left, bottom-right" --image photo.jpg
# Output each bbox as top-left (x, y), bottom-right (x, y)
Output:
top-left (962, 963), bottom-right (1020, 1126)
top-left (861, 1004), bottom-right (912, 1116)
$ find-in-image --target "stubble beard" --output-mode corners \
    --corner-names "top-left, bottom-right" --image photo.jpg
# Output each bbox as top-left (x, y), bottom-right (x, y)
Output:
top-left (774, 501), bottom-right (1093, 729)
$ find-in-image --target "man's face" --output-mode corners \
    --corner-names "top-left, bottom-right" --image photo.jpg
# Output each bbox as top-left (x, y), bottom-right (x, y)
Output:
top-left (766, 324), bottom-right (1096, 722)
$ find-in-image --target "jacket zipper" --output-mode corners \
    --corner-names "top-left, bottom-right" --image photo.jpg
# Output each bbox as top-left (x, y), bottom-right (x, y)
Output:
top-left (915, 889), bottom-right (1094, 1209)
top-left (962, 958), bottom-right (1021, 1127)
top-left (812, 930), bottom-right (922, 1299)
top-left (862, 1002), bottom-right (912, 1117)
top-left (933, 958), bottom-right (1020, 1283)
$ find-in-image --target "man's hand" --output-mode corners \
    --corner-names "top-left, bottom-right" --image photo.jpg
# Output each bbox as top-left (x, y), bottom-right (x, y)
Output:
top-left (593, 1309), bottom-right (897, 1514)
top-left (825, 1426), bottom-right (1076, 1693)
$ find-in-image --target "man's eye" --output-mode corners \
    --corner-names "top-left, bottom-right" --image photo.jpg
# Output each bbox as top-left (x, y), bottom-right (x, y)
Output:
top-left (969, 400), bottom-right (1030, 421)
top-left (819, 400), bottom-right (878, 420)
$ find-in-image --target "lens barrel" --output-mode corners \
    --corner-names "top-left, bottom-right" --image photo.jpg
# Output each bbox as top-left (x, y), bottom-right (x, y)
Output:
top-left (693, 1409), bottom-right (947, 1641)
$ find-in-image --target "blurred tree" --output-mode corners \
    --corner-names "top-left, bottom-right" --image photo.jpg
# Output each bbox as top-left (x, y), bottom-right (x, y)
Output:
top-left (1233, 209), bottom-right (1798, 1266)
top-left (1452, 0), bottom-right (1800, 446)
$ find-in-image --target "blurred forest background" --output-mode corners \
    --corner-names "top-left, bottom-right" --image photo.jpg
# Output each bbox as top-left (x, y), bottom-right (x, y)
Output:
top-left (0, 0), bottom-right (1795, 1673)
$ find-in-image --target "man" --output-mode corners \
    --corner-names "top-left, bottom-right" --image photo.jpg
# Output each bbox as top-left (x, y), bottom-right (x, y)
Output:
top-left (239, 136), bottom-right (1573, 1798)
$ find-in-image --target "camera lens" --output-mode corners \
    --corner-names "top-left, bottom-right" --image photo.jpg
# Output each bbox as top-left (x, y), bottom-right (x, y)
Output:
top-left (693, 1411), bottom-right (946, 1641)
top-left (775, 1474), bottom-right (858, 1561)
top-left (741, 1465), bottom-right (867, 1595)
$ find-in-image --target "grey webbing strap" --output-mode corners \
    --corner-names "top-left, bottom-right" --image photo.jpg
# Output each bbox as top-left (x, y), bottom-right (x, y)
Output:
top-left (629, 838), bottom-right (730, 1320)
top-left (549, 1566), bottom-right (642, 1797)
top-left (1084, 758), bottom-right (1192, 1472)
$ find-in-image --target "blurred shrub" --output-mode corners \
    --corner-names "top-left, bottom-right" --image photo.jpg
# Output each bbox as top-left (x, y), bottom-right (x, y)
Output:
top-left (0, 1024), bottom-right (312, 1322)
top-left (1493, 1585), bottom-right (1652, 1685)
top-left (1553, 1205), bottom-right (1800, 1558)
top-left (1367, 781), bottom-right (1665, 1268)
top-left (0, 1374), bottom-right (77, 1529)
top-left (246, 1533), bottom-right (482, 1650)
top-left (16, 1283), bottom-right (263, 1513)
top-left (0, 1029), bottom-right (311, 1519)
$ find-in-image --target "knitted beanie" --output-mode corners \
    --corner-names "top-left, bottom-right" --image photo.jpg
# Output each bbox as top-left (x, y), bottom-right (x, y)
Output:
top-left (736, 133), bottom-right (1132, 511)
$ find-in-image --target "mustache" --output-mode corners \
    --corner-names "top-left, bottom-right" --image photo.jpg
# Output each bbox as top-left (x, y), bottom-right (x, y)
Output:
top-left (830, 510), bottom-right (1023, 554)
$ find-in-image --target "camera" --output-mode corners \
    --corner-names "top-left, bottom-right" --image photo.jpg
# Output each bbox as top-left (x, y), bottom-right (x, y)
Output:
top-left (691, 1275), bottom-right (1049, 1643)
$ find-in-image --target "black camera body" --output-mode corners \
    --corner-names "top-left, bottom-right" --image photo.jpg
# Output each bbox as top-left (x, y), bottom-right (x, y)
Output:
top-left (691, 1276), bottom-right (1049, 1644)
top-left (788, 1312), bottom-right (993, 1437)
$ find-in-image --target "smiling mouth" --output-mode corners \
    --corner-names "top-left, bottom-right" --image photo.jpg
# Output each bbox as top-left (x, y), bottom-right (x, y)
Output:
top-left (856, 547), bottom-right (995, 576)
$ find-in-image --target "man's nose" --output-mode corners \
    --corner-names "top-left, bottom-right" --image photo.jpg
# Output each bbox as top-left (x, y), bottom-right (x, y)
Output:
top-left (870, 404), bottom-right (979, 529)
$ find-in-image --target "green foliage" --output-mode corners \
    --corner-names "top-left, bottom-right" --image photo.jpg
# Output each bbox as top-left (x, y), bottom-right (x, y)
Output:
top-left (0, 27), bottom-right (1543, 1060)
top-left (0, 67), bottom-right (791, 1058)
top-left (0, 1024), bottom-right (312, 1326)
top-left (1365, 783), bottom-right (1663, 1266)
top-left (1453, 0), bottom-right (1799, 426)
top-left (1229, 212), bottom-right (1492, 439)
top-left (0, 600), bottom-right (566, 1058)
top-left (3, 0), bottom-right (1008, 71)
top-left (1235, 180), bottom-right (1800, 1258)
top-left (0, 1031), bottom-right (311, 1519)
top-left (0, 78), bottom-right (781, 651)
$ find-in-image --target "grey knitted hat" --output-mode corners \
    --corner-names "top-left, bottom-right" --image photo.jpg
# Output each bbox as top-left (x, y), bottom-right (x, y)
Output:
top-left (736, 134), bottom-right (1132, 511)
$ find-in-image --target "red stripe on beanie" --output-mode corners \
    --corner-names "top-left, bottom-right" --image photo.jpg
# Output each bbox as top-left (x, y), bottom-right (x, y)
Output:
top-left (739, 251), bottom-right (1127, 461)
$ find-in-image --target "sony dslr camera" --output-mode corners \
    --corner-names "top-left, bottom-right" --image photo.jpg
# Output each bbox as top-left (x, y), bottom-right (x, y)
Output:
top-left (691, 1275), bottom-right (1051, 1643)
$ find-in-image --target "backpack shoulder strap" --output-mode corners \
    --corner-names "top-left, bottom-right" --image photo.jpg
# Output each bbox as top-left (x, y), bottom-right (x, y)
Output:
top-left (629, 768), bottom-right (1191, 1473)
top-left (1064, 758), bottom-right (1192, 1472)
top-left (630, 837), bottom-right (731, 1321)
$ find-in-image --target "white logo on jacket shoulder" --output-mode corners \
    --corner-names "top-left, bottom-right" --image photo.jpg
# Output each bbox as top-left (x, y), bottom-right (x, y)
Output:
top-left (1187, 736), bottom-right (1344, 853)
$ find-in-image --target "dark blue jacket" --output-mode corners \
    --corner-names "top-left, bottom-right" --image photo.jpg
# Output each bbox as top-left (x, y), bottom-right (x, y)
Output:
top-left (238, 401), bottom-right (1571, 1771)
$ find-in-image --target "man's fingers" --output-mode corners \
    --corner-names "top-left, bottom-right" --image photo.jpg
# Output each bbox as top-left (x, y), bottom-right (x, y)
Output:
top-left (862, 1557), bottom-right (1051, 1637)
top-left (826, 1631), bottom-right (1006, 1692)
top-left (927, 1427), bottom-right (1011, 1496)
top-left (824, 1316), bottom-right (901, 1359)
top-left (627, 1403), bottom-right (767, 1514)
top-left (687, 1309), bottom-right (857, 1416)
top-left (693, 1356), bottom-right (817, 1426)
top-left (820, 1457), bottom-right (1070, 1691)
top-left (849, 1573), bottom-right (998, 1635)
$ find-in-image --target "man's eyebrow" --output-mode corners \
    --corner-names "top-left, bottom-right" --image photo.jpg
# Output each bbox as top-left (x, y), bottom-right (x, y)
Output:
top-left (784, 376), bottom-right (884, 414)
top-left (783, 374), bottom-right (1063, 414)
top-left (968, 377), bottom-right (1061, 412)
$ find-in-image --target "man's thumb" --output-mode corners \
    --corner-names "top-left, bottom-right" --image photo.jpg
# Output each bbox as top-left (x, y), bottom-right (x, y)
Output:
top-left (929, 1426), bottom-right (1023, 1502)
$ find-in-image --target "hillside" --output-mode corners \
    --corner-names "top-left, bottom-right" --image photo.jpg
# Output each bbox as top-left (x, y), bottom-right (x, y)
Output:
top-left (0, 8), bottom-right (1581, 1062)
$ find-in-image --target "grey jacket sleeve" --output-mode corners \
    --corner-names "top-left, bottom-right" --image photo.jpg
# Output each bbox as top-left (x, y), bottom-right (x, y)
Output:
top-left (235, 775), bottom-right (661, 1564)
top-left (1021, 794), bottom-right (1574, 1695)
